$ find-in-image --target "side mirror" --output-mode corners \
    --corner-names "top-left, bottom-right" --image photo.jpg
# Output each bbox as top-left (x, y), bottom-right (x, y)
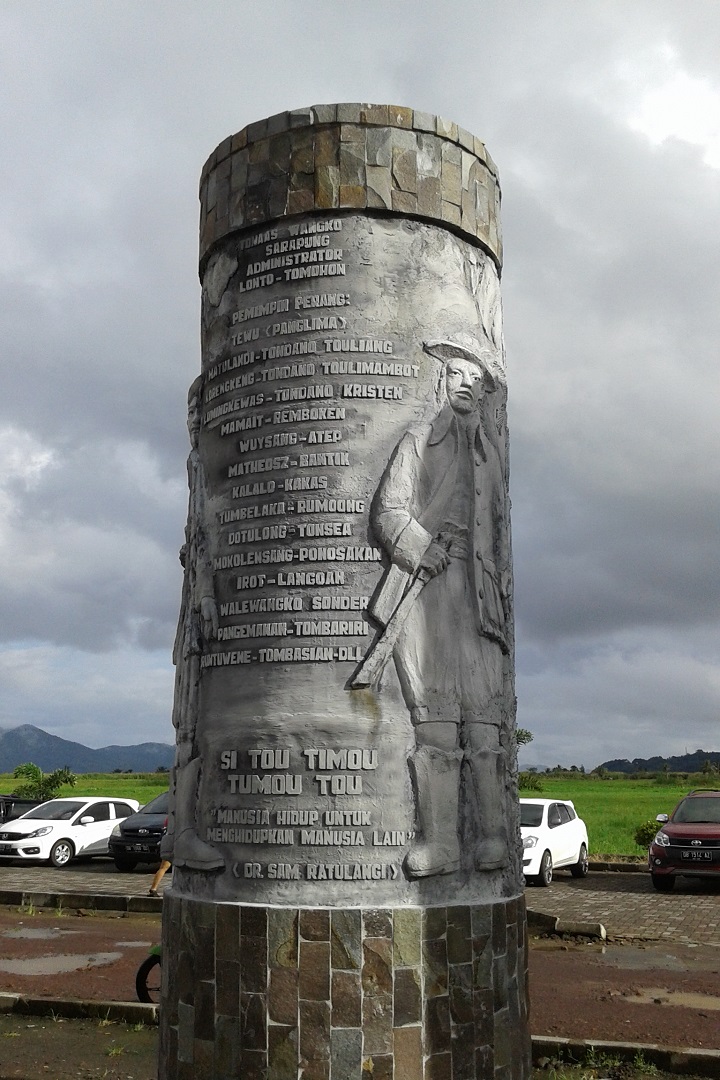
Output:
top-left (655, 813), bottom-right (669, 823)
top-left (79, 815), bottom-right (94, 825)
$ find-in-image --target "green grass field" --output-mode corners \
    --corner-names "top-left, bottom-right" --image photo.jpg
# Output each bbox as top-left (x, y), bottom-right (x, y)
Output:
top-left (1, 771), bottom-right (710, 856)
top-left (519, 777), bottom-right (701, 856)
top-left (0, 772), bottom-right (169, 807)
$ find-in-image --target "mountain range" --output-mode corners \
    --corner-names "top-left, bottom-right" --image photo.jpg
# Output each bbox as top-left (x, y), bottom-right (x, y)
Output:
top-left (598, 750), bottom-right (720, 774)
top-left (4, 724), bottom-right (717, 779)
top-left (0, 724), bottom-right (174, 775)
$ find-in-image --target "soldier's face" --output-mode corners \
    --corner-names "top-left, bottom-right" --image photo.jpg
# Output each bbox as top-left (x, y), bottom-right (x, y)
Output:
top-left (187, 394), bottom-right (201, 446)
top-left (445, 359), bottom-right (485, 414)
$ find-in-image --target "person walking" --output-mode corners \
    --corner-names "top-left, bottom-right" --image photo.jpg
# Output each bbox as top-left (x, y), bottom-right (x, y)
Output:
top-left (149, 858), bottom-right (171, 897)
top-left (149, 816), bottom-right (172, 896)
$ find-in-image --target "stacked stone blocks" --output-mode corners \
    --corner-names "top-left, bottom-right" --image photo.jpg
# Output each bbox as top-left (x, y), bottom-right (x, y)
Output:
top-left (199, 103), bottom-right (502, 274)
top-left (159, 894), bottom-right (530, 1079)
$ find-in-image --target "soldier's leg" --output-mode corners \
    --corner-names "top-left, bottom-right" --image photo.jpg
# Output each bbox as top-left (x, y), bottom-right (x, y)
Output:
top-left (457, 621), bottom-right (510, 870)
top-left (394, 577), bottom-right (465, 877)
top-left (162, 662), bottom-right (190, 861)
top-left (463, 718), bottom-right (508, 870)
top-left (404, 716), bottom-right (462, 878)
top-left (171, 754), bottom-right (225, 871)
top-left (164, 656), bottom-right (224, 871)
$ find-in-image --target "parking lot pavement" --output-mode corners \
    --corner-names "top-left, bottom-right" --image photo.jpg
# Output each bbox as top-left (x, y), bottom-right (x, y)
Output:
top-left (0, 861), bottom-right (718, 945)
top-left (527, 869), bottom-right (720, 944)
top-left (0, 857), bottom-right (168, 903)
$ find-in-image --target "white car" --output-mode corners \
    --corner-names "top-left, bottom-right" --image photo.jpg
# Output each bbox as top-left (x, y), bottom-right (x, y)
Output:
top-left (0, 796), bottom-right (140, 868)
top-left (520, 798), bottom-right (589, 886)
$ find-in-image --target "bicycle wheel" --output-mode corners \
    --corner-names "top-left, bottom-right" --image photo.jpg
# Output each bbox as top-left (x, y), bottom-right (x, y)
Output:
top-left (135, 953), bottom-right (162, 1003)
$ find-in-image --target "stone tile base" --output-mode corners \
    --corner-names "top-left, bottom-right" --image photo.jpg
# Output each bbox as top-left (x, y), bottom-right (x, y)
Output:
top-left (198, 105), bottom-right (502, 273)
top-left (158, 895), bottom-right (530, 1079)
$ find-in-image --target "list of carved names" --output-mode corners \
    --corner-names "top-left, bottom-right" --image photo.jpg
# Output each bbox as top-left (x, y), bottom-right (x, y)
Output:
top-left (201, 215), bottom-right (419, 671)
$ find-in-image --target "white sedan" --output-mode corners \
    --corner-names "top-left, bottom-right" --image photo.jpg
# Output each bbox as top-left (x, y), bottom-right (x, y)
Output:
top-left (0, 796), bottom-right (140, 867)
top-left (520, 798), bottom-right (589, 886)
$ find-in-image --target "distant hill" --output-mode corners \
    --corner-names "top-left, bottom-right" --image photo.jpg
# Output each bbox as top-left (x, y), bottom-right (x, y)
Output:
top-left (0, 724), bottom-right (174, 775)
top-left (598, 750), bottom-right (720, 774)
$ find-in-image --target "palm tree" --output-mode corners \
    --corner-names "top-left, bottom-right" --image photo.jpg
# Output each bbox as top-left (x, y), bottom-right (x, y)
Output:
top-left (12, 763), bottom-right (77, 801)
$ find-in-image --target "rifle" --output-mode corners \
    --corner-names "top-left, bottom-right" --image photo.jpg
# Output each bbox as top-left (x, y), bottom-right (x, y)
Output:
top-left (349, 568), bottom-right (431, 690)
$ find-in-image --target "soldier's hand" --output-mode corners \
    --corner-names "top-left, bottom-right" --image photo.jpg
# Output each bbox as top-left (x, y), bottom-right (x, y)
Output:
top-left (200, 596), bottom-right (219, 640)
top-left (419, 541), bottom-right (449, 578)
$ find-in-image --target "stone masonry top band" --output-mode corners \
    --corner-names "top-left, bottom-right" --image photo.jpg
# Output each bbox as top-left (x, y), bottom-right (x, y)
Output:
top-left (199, 102), bottom-right (502, 274)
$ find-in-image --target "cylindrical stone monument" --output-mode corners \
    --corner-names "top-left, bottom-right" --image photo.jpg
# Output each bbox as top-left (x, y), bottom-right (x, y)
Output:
top-left (160, 103), bottom-right (530, 1080)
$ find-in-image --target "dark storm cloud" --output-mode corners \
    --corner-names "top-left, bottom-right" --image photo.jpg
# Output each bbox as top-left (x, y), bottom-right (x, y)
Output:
top-left (390, 0), bottom-right (720, 765)
top-left (0, 438), bottom-right (183, 652)
top-left (0, 0), bottom-right (718, 759)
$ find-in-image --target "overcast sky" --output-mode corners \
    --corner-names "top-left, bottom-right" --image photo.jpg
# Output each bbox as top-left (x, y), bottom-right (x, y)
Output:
top-left (1, 1), bottom-right (718, 769)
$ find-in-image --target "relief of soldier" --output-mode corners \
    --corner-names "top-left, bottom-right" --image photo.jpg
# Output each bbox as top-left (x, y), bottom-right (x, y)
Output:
top-left (355, 334), bottom-right (512, 879)
top-left (162, 375), bottom-right (224, 872)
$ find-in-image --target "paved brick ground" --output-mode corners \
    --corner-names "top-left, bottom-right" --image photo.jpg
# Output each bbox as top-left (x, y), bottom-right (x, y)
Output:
top-left (0, 858), bottom-right (166, 903)
top-left (0, 859), bottom-right (719, 945)
top-left (528, 868), bottom-right (720, 944)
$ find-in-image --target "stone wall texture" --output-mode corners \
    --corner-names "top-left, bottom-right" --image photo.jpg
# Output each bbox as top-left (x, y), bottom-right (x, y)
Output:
top-left (198, 102), bottom-right (502, 275)
top-left (159, 895), bottom-right (530, 1080)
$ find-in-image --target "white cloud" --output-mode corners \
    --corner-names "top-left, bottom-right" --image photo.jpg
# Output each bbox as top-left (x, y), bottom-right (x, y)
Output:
top-left (0, 427), bottom-right (56, 492)
top-left (625, 50), bottom-right (720, 169)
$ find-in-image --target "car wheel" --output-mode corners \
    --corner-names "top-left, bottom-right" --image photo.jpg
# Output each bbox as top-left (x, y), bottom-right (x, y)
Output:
top-left (651, 872), bottom-right (675, 892)
top-left (113, 856), bottom-right (139, 872)
top-left (49, 839), bottom-right (75, 868)
top-left (537, 850), bottom-right (553, 887)
top-left (570, 843), bottom-right (589, 878)
top-left (136, 954), bottom-right (162, 1004)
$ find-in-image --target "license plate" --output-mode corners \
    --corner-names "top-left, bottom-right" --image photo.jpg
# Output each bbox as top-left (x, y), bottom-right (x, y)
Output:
top-left (131, 843), bottom-right (151, 852)
top-left (681, 849), bottom-right (713, 860)
top-left (0, 845), bottom-right (12, 854)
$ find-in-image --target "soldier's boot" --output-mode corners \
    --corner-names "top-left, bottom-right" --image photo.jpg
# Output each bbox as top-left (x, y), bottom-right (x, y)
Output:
top-left (159, 775), bottom-right (175, 862)
top-left (466, 749), bottom-right (508, 870)
top-left (171, 757), bottom-right (225, 871)
top-left (404, 746), bottom-right (462, 878)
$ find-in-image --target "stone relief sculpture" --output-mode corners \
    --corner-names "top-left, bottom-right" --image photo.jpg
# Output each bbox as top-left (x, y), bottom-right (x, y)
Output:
top-left (354, 335), bottom-right (512, 879)
top-left (162, 376), bottom-right (224, 872)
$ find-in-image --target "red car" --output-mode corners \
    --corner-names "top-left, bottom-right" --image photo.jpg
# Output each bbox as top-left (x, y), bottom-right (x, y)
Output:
top-left (648, 789), bottom-right (720, 891)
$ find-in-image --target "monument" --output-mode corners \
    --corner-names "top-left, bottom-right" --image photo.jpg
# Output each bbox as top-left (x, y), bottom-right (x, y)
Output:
top-left (159, 103), bottom-right (530, 1079)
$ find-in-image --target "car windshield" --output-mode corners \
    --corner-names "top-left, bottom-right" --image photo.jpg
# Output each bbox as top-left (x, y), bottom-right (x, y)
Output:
top-left (21, 801), bottom-right (86, 821)
top-left (520, 805), bottom-right (544, 827)
top-left (140, 791), bottom-right (169, 814)
top-left (673, 797), bottom-right (720, 824)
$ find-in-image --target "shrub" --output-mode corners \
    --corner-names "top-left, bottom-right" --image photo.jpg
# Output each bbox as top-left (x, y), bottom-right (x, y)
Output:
top-left (634, 819), bottom-right (660, 848)
top-left (518, 771), bottom-right (543, 792)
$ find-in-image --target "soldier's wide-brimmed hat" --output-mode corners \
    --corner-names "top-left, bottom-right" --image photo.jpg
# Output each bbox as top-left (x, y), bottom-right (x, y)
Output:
top-left (188, 374), bottom-right (204, 402)
top-left (423, 334), bottom-right (504, 391)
